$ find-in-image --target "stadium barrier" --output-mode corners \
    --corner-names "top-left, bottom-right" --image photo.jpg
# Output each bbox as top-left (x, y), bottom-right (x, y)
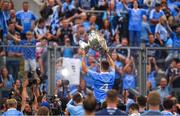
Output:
top-left (0, 45), bottom-right (179, 97)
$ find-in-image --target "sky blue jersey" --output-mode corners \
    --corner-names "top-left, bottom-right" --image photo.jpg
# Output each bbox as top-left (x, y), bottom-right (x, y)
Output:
top-left (87, 69), bottom-right (115, 103)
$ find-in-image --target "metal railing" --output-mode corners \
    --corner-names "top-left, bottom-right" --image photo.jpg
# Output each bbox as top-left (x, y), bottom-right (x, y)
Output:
top-left (0, 45), bottom-right (179, 96)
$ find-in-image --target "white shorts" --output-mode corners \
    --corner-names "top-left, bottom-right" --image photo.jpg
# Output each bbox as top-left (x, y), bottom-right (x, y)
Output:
top-left (24, 59), bottom-right (36, 72)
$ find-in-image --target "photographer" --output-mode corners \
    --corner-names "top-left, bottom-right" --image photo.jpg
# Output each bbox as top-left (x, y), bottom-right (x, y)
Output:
top-left (54, 79), bottom-right (71, 99)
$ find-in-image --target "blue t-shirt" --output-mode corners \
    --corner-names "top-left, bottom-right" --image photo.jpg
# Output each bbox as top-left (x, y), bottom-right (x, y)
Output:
top-left (7, 40), bottom-right (22, 54)
top-left (115, 61), bottom-right (123, 79)
top-left (171, 32), bottom-right (180, 48)
top-left (20, 39), bottom-right (36, 59)
top-left (142, 110), bottom-right (162, 116)
top-left (147, 71), bottom-right (156, 89)
top-left (84, 65), bottom-right (98, 89)
top-left (87, 69), bottom-right (115, 103)
top-left (3, 109), bottom-right (23, 116)
top-left (0, 11), bottom-right (8, 37)
top-left (149, 9), bottom-right (164, 26)
top-left (66, 99), bottom-right (84, 116)
top-left (161, 111), bottom-right (173, 116)
top-left (123, 73), bottom-right (136, 90)
top-left (141, 21), bottom-right (151, 40)
top-left (16, 10), bottom-right (37, 33)
top-left (128, 9), bottom-right (147, 31)
top-left (63, 48), bottom-right (73, 58)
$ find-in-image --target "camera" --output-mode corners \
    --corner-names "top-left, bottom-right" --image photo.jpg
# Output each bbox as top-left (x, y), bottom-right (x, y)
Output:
top-left (61, 80), bottom-right (69, 87)
top-left (46, 95), bottom-right (63, 115)
top-left (36, 68), bottom-right (48, 84)
top-left (27, 71), bottom-right (37, 86)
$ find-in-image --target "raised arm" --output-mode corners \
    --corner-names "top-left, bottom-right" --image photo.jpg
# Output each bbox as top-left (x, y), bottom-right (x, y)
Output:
top-left (106, 53), bottom-right (115, 70)
top-left (82, 50), bottom-right (88, 73)
top-left (8, 32), bottom-right (21, 42)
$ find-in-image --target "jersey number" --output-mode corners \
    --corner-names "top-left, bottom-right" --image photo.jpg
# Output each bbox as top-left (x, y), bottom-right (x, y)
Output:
top-left (100, 84), bottom-right (109, 92)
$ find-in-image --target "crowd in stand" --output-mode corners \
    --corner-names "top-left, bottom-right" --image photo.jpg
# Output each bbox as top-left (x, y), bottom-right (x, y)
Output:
top-left (0, 0), bottom-right (180, 115)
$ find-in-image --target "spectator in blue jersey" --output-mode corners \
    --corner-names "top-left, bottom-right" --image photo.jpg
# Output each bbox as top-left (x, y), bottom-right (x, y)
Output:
top-left (111, 51), bottom-right (124, 91)
top-left (82, 50), bottom-right (115, 103)
top-left (141, 91), bottom-right (162, 116)
top-left (96, 90), bottom-right (128, 115)
top-left (147, 33), bottom-right (159, 57)
top-left (0, 66), bottom-right (14, 98)
top-left (6, 32), bottom-right (22, 80)
top-left (66, 92), bottom-right (84, 116)
top-left (83, 55), bottom-right (98, 90)
top-left (121, 57), bottom-right (136, 90)
top-left (16, 1), bottom-right (37, 39)
top-left (149, 3), bottom-right (165, 34)
top-left (172, 26), bottom-right (180, 58)
top-left (62, 36), bottom-right (74, 58)
top-left (146, 57), bottom-right (159, 89)
top-left (157, 78), bottom-right (171, 100)
top-left (0, 8), bottom-right (8, 38)
top-left (86, 14), bottom-right (99, 31)
top-left (155, 16), bottom-right (172, 46)
top-left (141, 15), bottom-right (151, 45)
top-left (102, 1), bottom-right (119, 33)
top-left (2, 98), bottom-right (22, 116)
top-left (11, 31), bottom-right (39, 73)
top-left (61, 0), bottom-right (75, 18)
top-left (1, 1), bottom-right (10, 21)
top-left (100, 19), bottom-right (112, 46)
top-left (124, 1), bottom-right (147, 46)
top-left (161, 99), bottom-right (174, 116)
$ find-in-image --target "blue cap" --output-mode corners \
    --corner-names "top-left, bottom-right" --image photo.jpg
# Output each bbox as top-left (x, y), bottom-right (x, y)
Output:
top-left (40, 101), bottom-right (50, 109)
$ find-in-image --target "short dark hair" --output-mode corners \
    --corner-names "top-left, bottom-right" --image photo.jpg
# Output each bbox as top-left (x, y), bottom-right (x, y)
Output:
top-left (83, 93), bottom-right (96, 113)
top-left (37, 106), bottom-right (49, 116)
top-left (23, 1), bottom-right (28, 4)
top-left (137, 95), bottom-right (147, 107)
top-left (106, 90), bottom-right (118, 102)
top-left (163, 99), bottom-right (174, 110)
top-left (73, 93), bottom-right (83, 104)
top-left (100, 60), bottom-right (110, 71)
top-left (129, 103), bottom-right (139, 111)
top-left (38, 18), bottom-right (45, 24)
top-left (172, 58), bottom-right (179, 64)
top-left (148, 33), bottom-right (154, 36)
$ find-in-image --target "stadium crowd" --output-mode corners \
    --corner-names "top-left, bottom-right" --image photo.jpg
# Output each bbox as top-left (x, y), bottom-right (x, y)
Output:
top-left (0, 0), bottom-right (180, 115)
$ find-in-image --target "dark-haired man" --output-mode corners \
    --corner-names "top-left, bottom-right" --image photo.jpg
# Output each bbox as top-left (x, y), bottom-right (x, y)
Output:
top-left (96, 90), bottom-right (127, 115)
top-left (161, 99), bottom-right (174, 116)
top-left (66, 93), bottom-right (84, 116)
top-left (137, 95), bottom-right (147, 114)
top-left (16, 1), bottom-right (37, 39)
top-left (83, 93), bottom-right (97, 115)
top-left (82, 51), bottom-right (115, 103)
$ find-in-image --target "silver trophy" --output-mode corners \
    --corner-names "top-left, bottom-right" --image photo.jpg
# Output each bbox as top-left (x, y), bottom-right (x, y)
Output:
top-left (79, 30), bottom-right (109, 54)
